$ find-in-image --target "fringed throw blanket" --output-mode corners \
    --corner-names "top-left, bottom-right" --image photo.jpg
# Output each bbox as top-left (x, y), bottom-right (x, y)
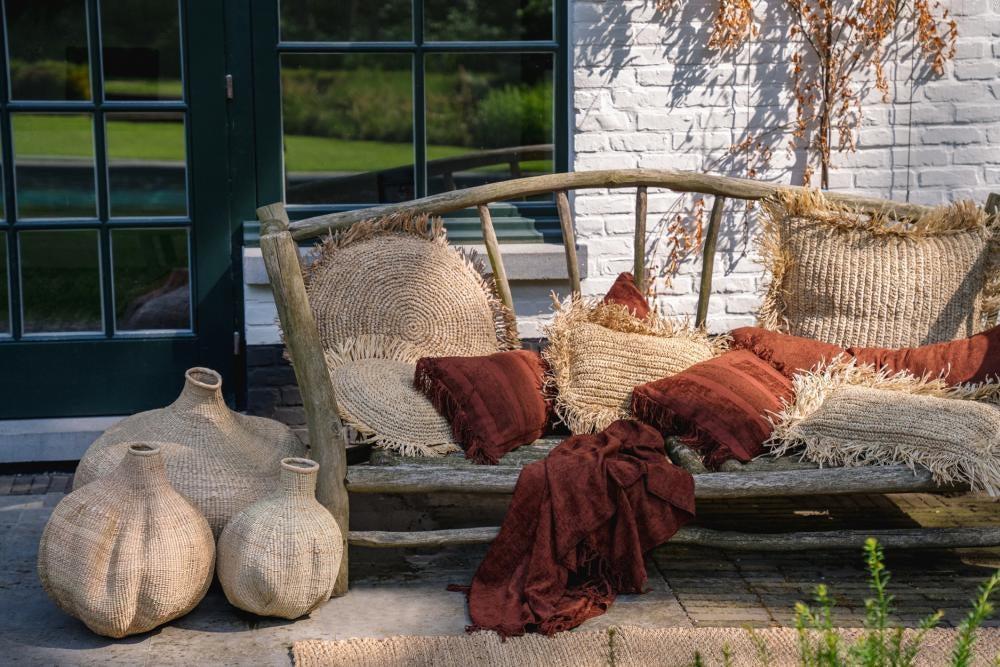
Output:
top-left (451, 420), bottom-right (695, 637)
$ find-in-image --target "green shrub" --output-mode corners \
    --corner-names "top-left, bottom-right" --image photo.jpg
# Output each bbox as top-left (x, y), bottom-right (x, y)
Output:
top-left (470, 83), bottom-right (552, 149)
top-left (9, 59), bottom-right (90, 100)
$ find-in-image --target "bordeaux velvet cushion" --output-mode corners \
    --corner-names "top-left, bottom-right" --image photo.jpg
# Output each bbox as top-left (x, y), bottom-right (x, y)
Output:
top-left (850, 324), bottom-right (1000, 385)
top-left (602, 272), bottom-right (651, 319)
top-left (415, 350), bottom-right (552, 464)
top-left (631, 350), bottom-right (794, 467)
top-left (730, 326), bottom-right (847, 378)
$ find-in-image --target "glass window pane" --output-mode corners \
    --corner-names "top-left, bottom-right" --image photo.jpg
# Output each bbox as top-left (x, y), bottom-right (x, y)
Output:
top-left (280, 0), bottom-right (410, 42)
top-left (0, 233), bottom-right (8, 335)
top-left (106, 112), bottom-right (187, 217)
top-left (101, 0), bottom-right (183, 101)
top-left (12, 113), bottom-right (97, 219)
top-left (12, 113), bottom-right (96, 219)
top-left (425, 54), bottom-right (553, 196)
top-left (112, 228), bottom-right (190, 331)
top-left (282, 54), bottom-right (414, 205)
top-left (19, 229), bottom-right (103, 335)
top-left (424, 0), bottom-right (553, 41)
top-left (4, 0), bottom-right (91, 101)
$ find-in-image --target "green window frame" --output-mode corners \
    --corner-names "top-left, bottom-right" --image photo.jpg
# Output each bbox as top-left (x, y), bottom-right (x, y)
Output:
top-left (248, 0), bottom-right (570, 244)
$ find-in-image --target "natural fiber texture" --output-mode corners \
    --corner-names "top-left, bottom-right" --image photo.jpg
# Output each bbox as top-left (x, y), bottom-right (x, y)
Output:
top-left (292, 625), bottom-right (1000, 667)
top-left (74, 368), bottom-right (305, 537)
top-left (303, 213), bottom-right (518, 357)
top-left (544, 296), bottom-right (722, 433)
top-left (217, 458), bottom-right (343, 620)
top-left (326, 336), bottom-right (459, 457)
top-left (757, 189), bottom-right (999, 347)
top-left (39, 444), bottom-right (215, 638)
top-left (769, 360), bottom-right (1000, 494)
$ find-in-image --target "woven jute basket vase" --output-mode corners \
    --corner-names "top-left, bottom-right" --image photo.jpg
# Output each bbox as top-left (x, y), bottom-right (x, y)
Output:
top-left (38, 444), bottom-right (215, 638)
top-left (74, 367), bottom-right (306, 536)
top-left (217, 458), bottom-right (343, 619)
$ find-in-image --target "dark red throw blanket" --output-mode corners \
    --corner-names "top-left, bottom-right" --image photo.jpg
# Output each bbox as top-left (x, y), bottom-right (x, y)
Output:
top-left (453, 420), bottom-right (695, 637)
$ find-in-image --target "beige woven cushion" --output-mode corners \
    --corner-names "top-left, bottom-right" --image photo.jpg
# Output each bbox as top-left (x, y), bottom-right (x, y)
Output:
top-left (758, 191), bottom-right (999, 348)
top-left (325, 336), bottom-right (458, 457)
top-left (544, 298), bottom-right (721, 434)
top-left (769, 360), bottom-right (1000, 494)
top-left (303, 214), bottom-right (516, 357)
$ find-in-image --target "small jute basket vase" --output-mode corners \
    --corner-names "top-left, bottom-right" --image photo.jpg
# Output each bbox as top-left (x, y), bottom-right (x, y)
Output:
top-left (217, 457), bottom-right (344, 619)
top-left (74, 367), bottom-right (306, 536)
top-left (38, 444), bottom-right (215, 638)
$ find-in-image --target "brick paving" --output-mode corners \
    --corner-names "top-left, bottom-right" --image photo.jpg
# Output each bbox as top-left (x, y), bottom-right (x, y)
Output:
top-left (4, 469), bottom-right (998, 634)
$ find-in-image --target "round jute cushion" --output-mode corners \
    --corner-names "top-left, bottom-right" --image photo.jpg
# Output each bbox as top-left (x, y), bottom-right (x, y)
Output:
top-left (303, 214), bottom-right (518, 358)
top-left (39, 444), bottom-right (215, 638)
top-left (74, 367), bottom-right (306, 536)
top-left (326, 336), bottom-right (458, 457)
top-left (218, 458), bottom-right (343, 619)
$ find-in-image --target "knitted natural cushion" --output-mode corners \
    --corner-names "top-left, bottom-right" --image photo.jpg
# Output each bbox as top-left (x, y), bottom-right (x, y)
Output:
top-left (544, 297), bottom-right (721, 434)
top-left (303, 214), bottom-right (517, 357)
top-left (758, 191), bottom-right (999, 348)
top-left (769, 361), bottom-right (1000, 494)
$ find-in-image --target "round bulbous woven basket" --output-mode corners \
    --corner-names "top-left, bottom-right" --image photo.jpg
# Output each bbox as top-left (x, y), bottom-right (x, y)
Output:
top-left (38, 444), bottom-right (215, 638)
top-left (74, 367), bottom-right (306, 536)
top-left (217, 457), bottom-right (343, 619)
top-left (303, 214), bottom-right (518, 358)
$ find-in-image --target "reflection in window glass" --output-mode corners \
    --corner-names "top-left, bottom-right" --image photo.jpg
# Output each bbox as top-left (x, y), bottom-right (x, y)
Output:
top-left (280, 0), bottom-right (410, 42)
top-left (281, 54), bottom-right (414, 205)
top-left (112, 229), bottom-right (190, 331)
top-left (106, 113), bottom-right (187, 217)
top-left (12, 113), bottom-right (97, 219)
top-left (4, 0), bottom-right (91, 101)
top-left (424, 0), bottom-right (552, 41)
top-left (19, 230), bottom-right (103, 334)
top-left (425, 54), bottom-right (553, 195)
top-left (101, 0), bottom-right (183, 100)
top-left (0, 234), bottom-right (8, 335)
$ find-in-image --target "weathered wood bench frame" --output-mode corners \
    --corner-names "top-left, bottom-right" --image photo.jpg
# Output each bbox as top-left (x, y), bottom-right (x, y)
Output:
top-left (257, 169), bottom-right (1000, 595)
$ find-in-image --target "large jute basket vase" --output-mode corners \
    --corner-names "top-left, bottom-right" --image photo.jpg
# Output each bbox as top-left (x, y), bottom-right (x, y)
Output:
top-left (217, 458), bottom-right (343, 619)
top-left (38, 444), bottom-right (215, 638)
top-left (74, 367), bottom-right (306, 536)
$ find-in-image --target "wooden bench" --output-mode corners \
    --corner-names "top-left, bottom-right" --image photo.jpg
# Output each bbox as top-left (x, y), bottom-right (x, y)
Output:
top-left (257, 170), bottom-right (1000, 595)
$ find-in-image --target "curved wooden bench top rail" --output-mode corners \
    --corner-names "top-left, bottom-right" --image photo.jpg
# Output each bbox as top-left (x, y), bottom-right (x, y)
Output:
top-left (282, 169), bottom-right (933, 241)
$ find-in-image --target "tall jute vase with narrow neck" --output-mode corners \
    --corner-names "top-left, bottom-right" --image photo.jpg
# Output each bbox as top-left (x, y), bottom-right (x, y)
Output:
top-left (74, 367), bottom-right (306, 536)
top-left (217, 458), bottom-right (343, 619)
top-left (38, 444), bottom-right (215, 638)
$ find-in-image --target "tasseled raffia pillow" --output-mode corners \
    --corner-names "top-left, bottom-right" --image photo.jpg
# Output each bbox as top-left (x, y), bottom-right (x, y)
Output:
top-left (757, 190), bottom-right (999, 348)
top-left (543, 295), bottom-right (724, 434)
top-left (768, 360), bottom-right (1000, 495)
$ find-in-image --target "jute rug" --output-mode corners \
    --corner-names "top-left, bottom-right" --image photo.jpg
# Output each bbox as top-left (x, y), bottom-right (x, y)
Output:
top-left (292, 625), bottom-right (1000, 667)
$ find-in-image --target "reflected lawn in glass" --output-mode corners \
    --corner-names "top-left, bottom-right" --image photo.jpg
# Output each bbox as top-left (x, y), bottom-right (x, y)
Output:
top-left (0, 234), bottom-right (8, 335)
top-left (4, 0), bottom-right (91, 101)
top-left (425, 54), bottom-right (553, 195)
top-left (112, 228), bottom-right (190, 331)
top-left (101, 0), bottom-right (183, 101)
top-left (19, 230), bottom-right (103, 334)
top-left (424, 0), bottom-right (552, 41)
top-left (281, 54), bottom-right (414, 204)
top-left (280, 0), bottom-right (410, 42)
top-left (12, 114), bottom-right (97, 219)
top-left (106, 113), bottom-right (187, 217)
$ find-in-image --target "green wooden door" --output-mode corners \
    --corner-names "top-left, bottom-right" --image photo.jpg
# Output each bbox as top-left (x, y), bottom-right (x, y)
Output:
top-left (0, 0), bottom-right (236, 419)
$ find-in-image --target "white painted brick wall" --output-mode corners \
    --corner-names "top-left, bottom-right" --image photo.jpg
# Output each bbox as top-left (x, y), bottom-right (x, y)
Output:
top-left (571, 0), bottom-right (1000, 332)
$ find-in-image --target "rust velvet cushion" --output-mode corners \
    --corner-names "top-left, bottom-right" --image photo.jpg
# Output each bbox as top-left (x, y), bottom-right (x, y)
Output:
top-left (730, 326), bottom-right (847, 379)
top-left (850, 324), bottom-right (1000, 385)
top-left (631, 350), bottom-right (794, 467)
top-left (602, 272), bottom-right (651, 319)
top-left (415, 350), bottom-right (552, 464)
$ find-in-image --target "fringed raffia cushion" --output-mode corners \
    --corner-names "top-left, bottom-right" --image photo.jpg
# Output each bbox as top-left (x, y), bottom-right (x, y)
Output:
top-left (543, 297), bottom-right (723, 434)
top-left (326, 336), bottom-right (459, 457)
top-left (769, 360), bottom-right (1000, 495)
top-left (304, 213), bottom-right (518, 357)
top-left (758, 191), bottom-right (1000, 348)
